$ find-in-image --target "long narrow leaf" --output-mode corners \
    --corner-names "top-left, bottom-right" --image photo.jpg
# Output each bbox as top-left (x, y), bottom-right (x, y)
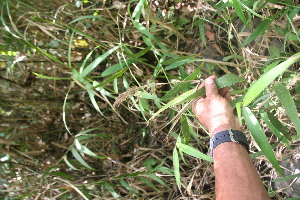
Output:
top-left (173, 148), bottom-right (181, 188)
top-left (71, 147), bottom-right (95, 170)
top-left (243, 52), bottom-right (300, 106)
top-left (176, 143), bottom-right (213, 162)
top-left (103, 183), bottom-right (120, 200)
top-left (119, 179), bottom-right (139, 197)
top-left (241, 12), bottom-right (280, 47)
top-left (242, 107), bottom-right (283, 175)
top-left (80, 46), bottom-right (120, 77)
top-left (261, 112), bottom-right (291, 148)
top-left (273, 83), bottom-right (300, 136)
top-left (230, 0), bottom-right (249, 28)
top-left (162, 64), bottom-right (203, 100)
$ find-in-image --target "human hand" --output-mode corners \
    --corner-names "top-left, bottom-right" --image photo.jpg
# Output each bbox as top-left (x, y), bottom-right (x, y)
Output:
top-left (192, 75), bottom-right (241, 136)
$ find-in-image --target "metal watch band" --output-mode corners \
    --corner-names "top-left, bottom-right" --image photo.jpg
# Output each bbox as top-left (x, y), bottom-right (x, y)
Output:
top-left (209, 129), bottom-right (249, 157)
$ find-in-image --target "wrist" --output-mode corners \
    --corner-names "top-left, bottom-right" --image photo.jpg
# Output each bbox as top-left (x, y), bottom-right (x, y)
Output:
top-left (210, 124), bottom-right (233, 136)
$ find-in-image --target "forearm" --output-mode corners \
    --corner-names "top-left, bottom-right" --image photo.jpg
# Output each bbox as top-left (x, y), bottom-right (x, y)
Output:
top-left (213, 142), bottom-right (270, 200)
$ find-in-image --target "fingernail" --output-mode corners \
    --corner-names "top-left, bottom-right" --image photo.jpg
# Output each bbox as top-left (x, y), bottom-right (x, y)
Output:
top-left (206, 78), bottom-right (214, 84)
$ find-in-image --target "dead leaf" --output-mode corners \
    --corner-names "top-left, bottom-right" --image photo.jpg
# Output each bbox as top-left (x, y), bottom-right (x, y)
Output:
top-left (206, 30), bottom-right (215, 41)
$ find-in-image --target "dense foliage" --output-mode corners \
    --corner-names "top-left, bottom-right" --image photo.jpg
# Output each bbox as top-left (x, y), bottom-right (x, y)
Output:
top-left (0, 0), bottom-right (299, 199)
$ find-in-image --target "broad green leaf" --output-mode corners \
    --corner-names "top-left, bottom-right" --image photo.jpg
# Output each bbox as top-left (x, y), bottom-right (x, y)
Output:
top-left (176, 143), bottom-right (213, 162)
top-left (103, 183), bottom-right (120, 200)
top-left (71, 147), bottom-right (95, 170)
top-left (230, 0), bottom-right (249, 29)
top-left (273, 83), bottom-right (300, 136)
top-left (32, 72), bottom-right (71, 80)
top-left (101, 59), bottom-right (135, 77)
top-left (80, 46), bottom-right (120, 77)
top-left (173, 148), bottom-right (181, 188)
top-left (162, 64), bottom-right (203, 100)
top-left (243, 52), bottom-right (300, 106)
top-left (242, 107), bottom-right (283, 175)
top-left (119, 179), bottom-right (139, 197)
top-left (261, 112), bottom-right (291, 149)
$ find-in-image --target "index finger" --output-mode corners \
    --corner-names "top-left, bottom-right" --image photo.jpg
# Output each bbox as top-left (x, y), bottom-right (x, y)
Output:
top-left (205, 76), bottom-right (218, 96)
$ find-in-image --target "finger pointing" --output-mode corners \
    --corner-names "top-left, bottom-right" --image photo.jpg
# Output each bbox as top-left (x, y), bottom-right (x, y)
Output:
top-left (205, 77), bottom-right (218, 96)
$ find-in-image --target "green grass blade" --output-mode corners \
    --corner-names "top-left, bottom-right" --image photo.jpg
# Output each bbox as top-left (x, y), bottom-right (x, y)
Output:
top-left (165, 59), bottom-right (199, 71)
top-left (63, 81), bottom-right (75, 135)
top-left (74, 139), bottom-right (106, 159)
top-left (266, 112), bottom-right (291, 141)
top-left (80, 46), bottom-right (120, 77)
top-left (63, 155), bottom-right (78, 170)
top-left (50, 171), bottom-right (73, 180)
top-left (172, 148), bottom-right (181, 188)
top-left (161, 55), bottom-right (197, 65)
top-left (32, 72), bottom-right (71, 80)
top-left (101, 59), bottom-right (135, 77)
top-left (241, 3), bottom-right (267, 19)
top-left (230, 0), bottom-right (249, 29)
top-left (242, 107), bottom-right (283, 175)
top-left (86, 82), bottom-right (103, 115)
top-left (132, 0), bottom-right (146, 21)
top-left (269, 173), bottom-right (300, 182)
top-left (94, 68), bottom-right (128, 89)
top-left (71, 147), bottom-right (95, 170)
top-left (162, 64), bottom-right (202, 100)
top-left (119, 179), bottom-right (139, 198)
top-left (241, 13), bottom-right (279, 47)
top-left (273, 83), bottom-right (300, 136)
top-left (181, 115), bottom-right (191, 143)
top-left (243, 52), bottom-right (300, 106)
top-left (138, 177), bottom-right (159, 192)
top-left (261, 112), bottom-right (291, 149)
top-left (197, 19), bottom-right (206, 46)
top-left (148, 174), bottom-right (170, 189)
top-left (176, 143), bottom-right (213, 162)
top-left (103, 182), bottom-right (120, 200)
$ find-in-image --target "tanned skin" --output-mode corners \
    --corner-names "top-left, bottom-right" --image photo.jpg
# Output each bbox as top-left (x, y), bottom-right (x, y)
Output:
top-left (192, 76), bottom-right (270, 200)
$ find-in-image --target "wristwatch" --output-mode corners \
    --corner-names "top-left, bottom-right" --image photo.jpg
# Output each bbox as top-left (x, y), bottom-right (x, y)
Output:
top-left (210, 129), bottom-right (249, 157)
